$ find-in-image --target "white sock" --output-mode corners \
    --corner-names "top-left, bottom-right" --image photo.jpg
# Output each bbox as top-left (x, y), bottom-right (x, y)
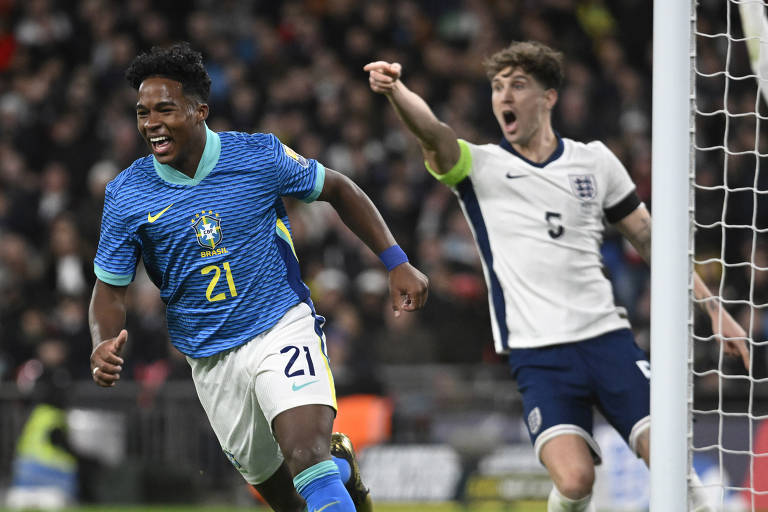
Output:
top-left (547, 485), bottom-right (596, 512)
top-left (689, 471), bottom-right (715, 512)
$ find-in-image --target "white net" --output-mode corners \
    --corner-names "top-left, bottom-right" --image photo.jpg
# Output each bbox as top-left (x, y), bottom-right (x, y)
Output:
top-left (692, 1), bottom-right (768, 509)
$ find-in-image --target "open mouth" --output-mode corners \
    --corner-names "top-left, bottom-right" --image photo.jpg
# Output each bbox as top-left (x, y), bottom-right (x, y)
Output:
top-left (149, 135), bottom-right (173, 155)
top-left (503, 110), bottom-right (516, 125)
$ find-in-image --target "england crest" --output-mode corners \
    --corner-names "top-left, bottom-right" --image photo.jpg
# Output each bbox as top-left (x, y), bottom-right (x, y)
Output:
top-left (191, 212), bottom-right (223, 249)
top-left (568, 174), bottom-right (598, 201)
top-left (528, 406), bottom-right (542, 435)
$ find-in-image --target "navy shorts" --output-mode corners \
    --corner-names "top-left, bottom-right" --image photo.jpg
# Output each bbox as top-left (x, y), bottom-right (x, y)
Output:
top-left (508, 328), bottom-right (650, 464)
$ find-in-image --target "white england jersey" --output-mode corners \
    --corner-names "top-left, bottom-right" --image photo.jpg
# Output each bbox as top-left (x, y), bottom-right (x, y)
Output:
top-left (430, 137), bottom-right (638, 352)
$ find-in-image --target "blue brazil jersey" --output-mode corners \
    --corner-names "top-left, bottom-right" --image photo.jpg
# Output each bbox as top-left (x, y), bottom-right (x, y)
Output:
top-left (94, 127), bottom-right (325, 357)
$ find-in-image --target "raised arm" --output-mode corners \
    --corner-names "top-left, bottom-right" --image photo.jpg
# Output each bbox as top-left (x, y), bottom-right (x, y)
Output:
top-left (88, 279), bottom-right (129, 386)
top-left (364, 61), bottom-right (460, 174)
top-left (317, 168), bottom-right (428, 315)
top-left (615, 205), bottom-right (750, 369)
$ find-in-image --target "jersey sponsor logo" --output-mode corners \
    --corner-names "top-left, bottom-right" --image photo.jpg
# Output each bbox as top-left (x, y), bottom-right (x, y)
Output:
top-left (291, 379), bottom-right (320, 392)
top-left (147, 203), bottom-right (174, 223)
top-left (528, 407), bottom-right (542, 435)
top-left (568, 174), bottom-right (597, 200)
top-left (191, 210), bottom-right (224, 249)
top-left (505, 172), bottom-right (530, 179)
top-left (282, 144), bottom-right (309, 168)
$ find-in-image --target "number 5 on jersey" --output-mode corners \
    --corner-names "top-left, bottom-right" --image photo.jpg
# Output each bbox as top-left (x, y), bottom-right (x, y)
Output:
top-left (201, 261), bottom-right (237, 302)
top-left (546, 211), bottom-right (564, 239)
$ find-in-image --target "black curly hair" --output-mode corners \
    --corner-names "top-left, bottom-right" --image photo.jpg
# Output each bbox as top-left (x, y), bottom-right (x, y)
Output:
top-left (125, 42), bottom-right (211, 103)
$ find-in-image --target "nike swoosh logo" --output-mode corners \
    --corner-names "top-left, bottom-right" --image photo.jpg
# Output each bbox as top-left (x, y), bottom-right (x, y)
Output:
top-left (314, 501), bottom-right (340, 512)
top-left (292, 380), bottom-right (320, 392)
top-left (148, 203), bottom-right (174, 223)
top-left (506, 173), bottom-right (529, 179)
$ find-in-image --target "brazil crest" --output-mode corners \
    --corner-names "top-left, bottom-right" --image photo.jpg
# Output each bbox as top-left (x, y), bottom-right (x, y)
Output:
top-left (192, 212), bottom-right (223, 249)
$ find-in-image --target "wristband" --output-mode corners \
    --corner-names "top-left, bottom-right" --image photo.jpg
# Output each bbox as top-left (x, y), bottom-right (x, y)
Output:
top-left (379, 244), bottom-right (409, 271)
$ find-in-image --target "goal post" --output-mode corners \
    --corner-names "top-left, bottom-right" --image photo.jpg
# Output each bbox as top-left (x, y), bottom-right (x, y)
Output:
top-left (650, 0), bottom-right (692, 510)
top-left (652, 0), bottom-right (768, 510)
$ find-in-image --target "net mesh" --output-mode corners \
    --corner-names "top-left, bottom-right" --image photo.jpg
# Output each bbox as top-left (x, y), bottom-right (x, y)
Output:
top-left (692, 0), bottom-right (768, 509)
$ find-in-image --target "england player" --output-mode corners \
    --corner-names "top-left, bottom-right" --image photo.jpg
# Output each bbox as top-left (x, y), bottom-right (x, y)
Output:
top-left (88, 42), bottom-right (428, 512)
top-left (365, 41), bottom-right (749, 512)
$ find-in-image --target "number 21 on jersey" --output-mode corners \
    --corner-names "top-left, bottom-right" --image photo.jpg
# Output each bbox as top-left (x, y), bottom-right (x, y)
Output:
top-left (201, 261), bottom-right (238, 302)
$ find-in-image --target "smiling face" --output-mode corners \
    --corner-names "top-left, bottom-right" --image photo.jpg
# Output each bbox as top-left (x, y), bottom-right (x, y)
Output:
top-left (491, 66), bottom-right (557, 148)
top-left (136, 77), bottom-right (208, 175)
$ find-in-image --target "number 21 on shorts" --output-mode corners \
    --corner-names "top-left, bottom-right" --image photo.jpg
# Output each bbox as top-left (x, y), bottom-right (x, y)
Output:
top-left (281, 345), bottom-right (316, 377)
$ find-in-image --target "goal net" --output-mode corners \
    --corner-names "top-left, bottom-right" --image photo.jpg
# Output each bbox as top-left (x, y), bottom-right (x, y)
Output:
top-left (691, 0), bottom-right (768, 509)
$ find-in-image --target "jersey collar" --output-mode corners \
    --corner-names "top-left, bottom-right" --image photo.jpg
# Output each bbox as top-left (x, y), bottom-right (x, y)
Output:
top-left (153, 124), bottom-right (221, 185)
top-left (499, 132), bottom-right (564, 168)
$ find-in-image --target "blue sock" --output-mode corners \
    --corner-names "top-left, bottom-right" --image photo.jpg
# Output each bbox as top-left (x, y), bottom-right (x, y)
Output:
top-left (293, 460), bottom-right (354, 512)
top-left (332, 456), bottom-right (351, 485)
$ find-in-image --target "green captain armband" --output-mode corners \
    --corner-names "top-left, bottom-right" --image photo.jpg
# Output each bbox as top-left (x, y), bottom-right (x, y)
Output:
top-left (425, 139), bottom-right (472, 187)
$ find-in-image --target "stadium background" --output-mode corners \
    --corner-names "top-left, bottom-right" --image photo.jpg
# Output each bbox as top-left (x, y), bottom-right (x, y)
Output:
top-left (0, 0), bottom-right (764, 509)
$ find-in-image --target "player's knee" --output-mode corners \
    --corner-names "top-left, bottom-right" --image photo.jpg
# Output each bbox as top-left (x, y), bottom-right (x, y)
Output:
top-left (634, 429), bottom-right (650, 464)
top-left (553, 466), bottom-right (595, 500)
top-left (282, 442), bottom-right (330, 475)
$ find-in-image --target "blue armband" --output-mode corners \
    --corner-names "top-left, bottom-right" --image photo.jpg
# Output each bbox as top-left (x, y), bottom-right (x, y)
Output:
top-left (379, 244), bottom-right (409, 271)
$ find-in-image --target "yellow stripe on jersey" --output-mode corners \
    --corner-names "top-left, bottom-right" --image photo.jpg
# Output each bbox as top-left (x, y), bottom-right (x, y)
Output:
top-left (425, 139), bottom-right (472, 187)
top-left (275, 218), bottom-right (298, 260)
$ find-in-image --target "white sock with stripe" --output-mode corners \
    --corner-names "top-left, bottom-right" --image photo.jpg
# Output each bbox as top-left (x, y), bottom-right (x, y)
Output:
top-left (547, 485), bottom-right (595, 512)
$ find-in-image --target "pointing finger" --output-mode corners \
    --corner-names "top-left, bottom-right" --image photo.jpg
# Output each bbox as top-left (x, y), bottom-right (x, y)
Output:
top-left (363, 61), bottom-right (391, 72)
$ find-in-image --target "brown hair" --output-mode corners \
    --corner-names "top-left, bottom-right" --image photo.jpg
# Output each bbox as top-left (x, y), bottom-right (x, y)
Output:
top-left (483, 41), bottom-right (564, 90)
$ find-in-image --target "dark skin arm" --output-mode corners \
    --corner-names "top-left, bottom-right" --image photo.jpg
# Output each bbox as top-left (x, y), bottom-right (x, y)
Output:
top-left (89, 279), bottom-right (129, 386)
top-left (317, 168), bottom-right (428, 315)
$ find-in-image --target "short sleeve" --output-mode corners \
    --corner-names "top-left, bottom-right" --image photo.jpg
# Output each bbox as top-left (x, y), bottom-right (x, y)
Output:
top-left (271, 135), bottom-right (325, 203)
top-left (425, 139), bottom-right (472, 187)
top-left (599, 142), bottom-right (637, 210)
top-left (93, 184), bottom-right (140, 286)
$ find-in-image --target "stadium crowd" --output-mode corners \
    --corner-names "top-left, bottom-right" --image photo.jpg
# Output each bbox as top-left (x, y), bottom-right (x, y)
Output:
top-left (0, 0), bottom-right (764, 399)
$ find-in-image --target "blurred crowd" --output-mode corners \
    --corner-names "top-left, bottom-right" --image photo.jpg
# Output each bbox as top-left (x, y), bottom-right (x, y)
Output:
top-left (0, 0), bottom-right (765, 399)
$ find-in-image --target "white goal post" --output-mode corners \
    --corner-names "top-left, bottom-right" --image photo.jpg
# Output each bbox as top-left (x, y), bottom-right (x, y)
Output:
top-left (653, 1), bottom-right (767, 510)
top-left (650, 0), bottom-right (692, 509)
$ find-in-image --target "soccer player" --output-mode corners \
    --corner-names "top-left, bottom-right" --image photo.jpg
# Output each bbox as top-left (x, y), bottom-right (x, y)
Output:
top-left (88, 42), bottom-right (428, 512)
top-left (365, 41), bottom-right (750, 512)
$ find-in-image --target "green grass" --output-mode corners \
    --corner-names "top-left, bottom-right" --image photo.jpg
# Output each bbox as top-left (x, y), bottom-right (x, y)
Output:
top-left (1, 502), bottom-right (547, 512)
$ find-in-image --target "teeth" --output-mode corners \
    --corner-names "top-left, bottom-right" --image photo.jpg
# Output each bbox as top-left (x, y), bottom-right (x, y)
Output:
top-left (150, 136), bottom-right (169, 143)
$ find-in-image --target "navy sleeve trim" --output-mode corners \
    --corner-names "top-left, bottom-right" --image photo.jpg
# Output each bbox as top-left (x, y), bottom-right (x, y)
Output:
top-left (605, 190), bottom-right (641, 223)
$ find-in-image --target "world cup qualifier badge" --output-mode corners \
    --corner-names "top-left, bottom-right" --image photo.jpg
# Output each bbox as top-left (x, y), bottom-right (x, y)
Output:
top-left (282, 143), bottom-right (309, 168)
top-left (191, 210), bottom-right (223, 249)
top-left (568, 174), bottom-right (598, 201)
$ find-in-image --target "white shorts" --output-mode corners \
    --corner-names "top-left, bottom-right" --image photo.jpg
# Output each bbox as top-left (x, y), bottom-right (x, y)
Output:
top-left (187, 302), bottom-right (337, 484)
